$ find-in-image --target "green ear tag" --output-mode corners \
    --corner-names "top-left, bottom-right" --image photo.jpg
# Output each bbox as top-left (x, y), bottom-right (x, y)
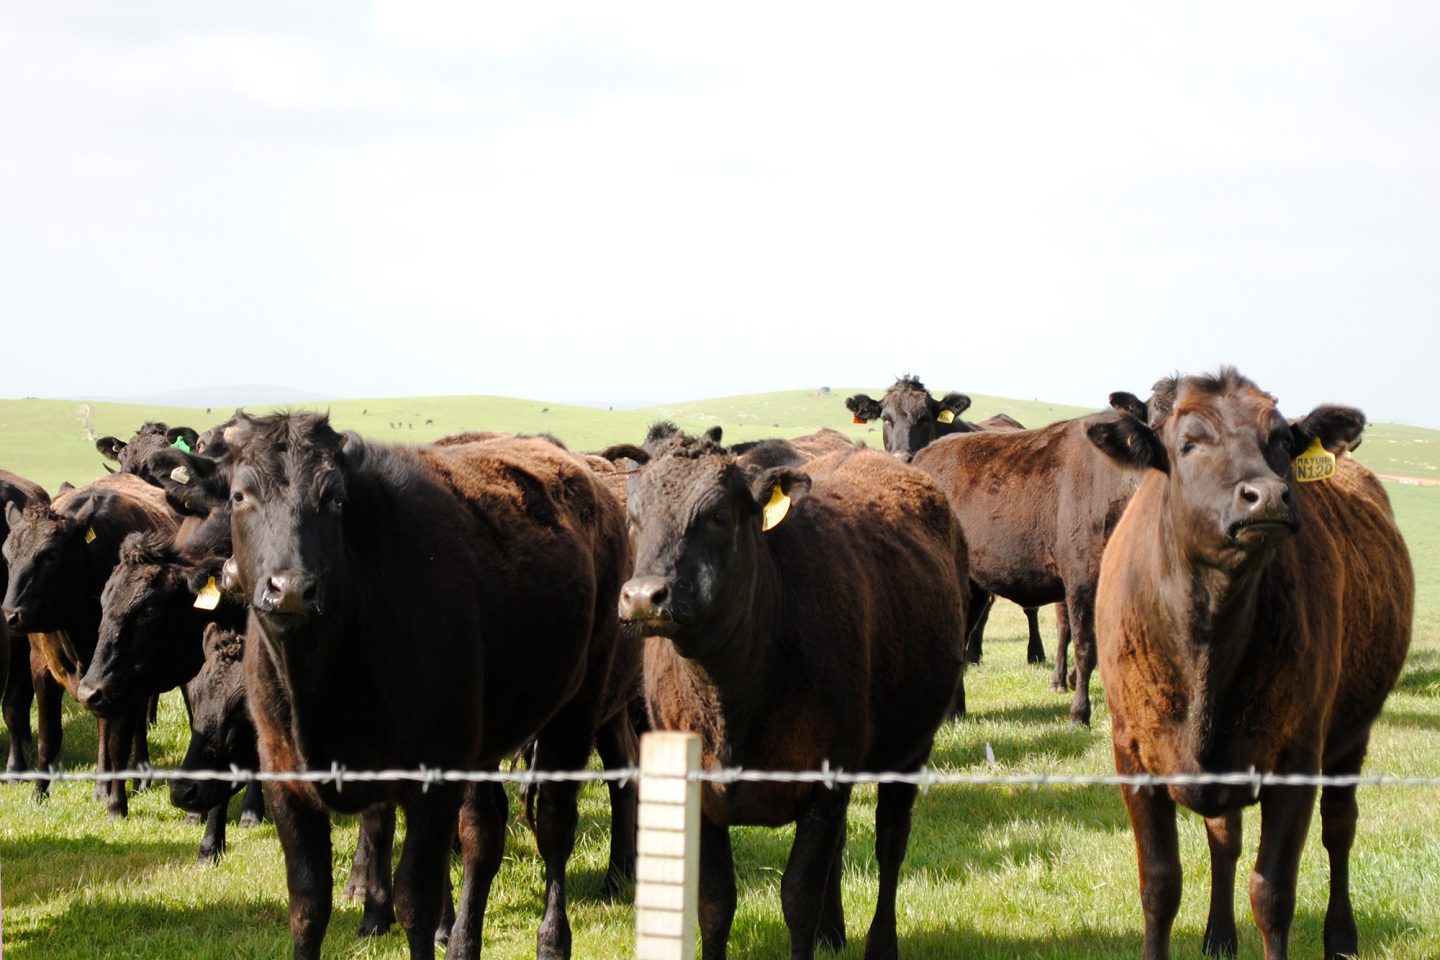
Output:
top-left (84, 527), bottom-right (97, 544)
top-left (761, 484), bottom-right (791, 532)
top-left (171, 437), bottom-right (192, 453)
top-left (193, 577), bottom-right (222, 611)
top-left (1294, 436), bottom-right (1336, 483)
top-left (936, 409), bottom-right (956, 424)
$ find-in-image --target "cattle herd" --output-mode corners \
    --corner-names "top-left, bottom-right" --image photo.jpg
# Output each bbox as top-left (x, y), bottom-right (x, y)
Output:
top-left (0, 368), bottom-right (1416, 960)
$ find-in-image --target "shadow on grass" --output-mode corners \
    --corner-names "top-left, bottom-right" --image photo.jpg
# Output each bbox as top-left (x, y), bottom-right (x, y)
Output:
top-left (6, 899), bottom-right (291, 960)
top-left (1377, 708), bottom-right (1440, 732)
top-left (1394, 654), bottom-right (1440, 697)
top-left (973, 699), bottom-right (1083, 726)
top-left (721, 900), bottom-right (1426, 960)
top-left (0, 835), bottom-right (195, 907)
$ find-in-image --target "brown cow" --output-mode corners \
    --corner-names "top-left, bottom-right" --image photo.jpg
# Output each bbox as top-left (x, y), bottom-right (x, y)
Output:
top-left (620, 434), bottom-right (966, 960)
top-left (2, 473), bottom-right (178, 815)
top-left (1089, 369), bottom-right (1412, 960)
top-left (913, 407), bottom-right (1148, 723)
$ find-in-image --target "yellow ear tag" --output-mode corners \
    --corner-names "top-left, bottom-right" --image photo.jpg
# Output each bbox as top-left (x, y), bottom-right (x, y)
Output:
top-left (761, 484), bottom-right (791, 532)
top-left (194, 577), bottom-right (222, 611)
top-left (1294, 436), bottom-right (1336, 483)
top-left (936, 409), bottom-right (956, 424)
top-left (84, 527), bottom-right (97, 544)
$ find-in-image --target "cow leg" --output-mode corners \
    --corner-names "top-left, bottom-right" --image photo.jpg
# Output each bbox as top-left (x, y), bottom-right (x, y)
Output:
top-left (354, 802), bottom-right (397, 937)
top-left (964, 587), bottom-right (993, 664)
top-left (1202, 812), bottom-right (1241, 957)
top-left (699, 818), bottom-right (737, 960)
top-left (532, 729), bottom-right (594, 960)
top-left (30, 645), bottom-right (61, 799)
top-left (104, 704), bottom-right (144, 818)
top-left (865, 780), bottom-right (919, 960)
top-left (267, 781), bottom-right (334, 960)
top-left (817, 822), bottom-right (847, 952)
top-left (781, 784), bottom-right (851, 960)
top-left (4, 634), bottom-right (34, 772)
top-left (198, 801), bottom-right (228, 862)
top-left (1023, 606), bottom-right (1046, 664)
top-left (595, 710), bottom-right (639, 898)
top-left (131, 698), bottom-right (153, 791)
top-left (1050, 601), bottom-right (1072, 693)
top-left (1319, 758), bottom-right (1361, 960)
top-left (1065, 590), bottom-right (1097, 726)
top-left (240, 779), bottom-right (266, 827)
top-left (447, 781), bottom-right (508, 958)
top-left (1118, 752), bottom-right (1182, 960)
top-left (1249, 784), bottom-right (1317, 960)
top-left (395, 789), bottom-right (460, 960)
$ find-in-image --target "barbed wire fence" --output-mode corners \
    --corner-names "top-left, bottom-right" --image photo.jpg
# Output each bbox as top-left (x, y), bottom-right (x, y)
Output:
top-left (4, 731), bottom-right (1440, 960)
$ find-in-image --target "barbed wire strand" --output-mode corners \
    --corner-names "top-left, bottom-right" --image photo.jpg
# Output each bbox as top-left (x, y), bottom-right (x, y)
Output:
top-left (4, 765), bottom-right (1440, 790)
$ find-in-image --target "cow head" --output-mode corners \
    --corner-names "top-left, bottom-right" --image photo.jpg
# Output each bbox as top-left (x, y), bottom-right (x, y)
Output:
top-left (1, 500), bottom-right (88, 633)
top-left (1087, 368), bottom-right (1364, 569)
top-left (172, 623), bottom-right (254, 813)
top-left (846, 376), bottom-right (972, 462)
top-left (226, 412), bottom-right (351, 644)
top-left (78, 532), bottom-right (220, 717)
top-left (95, 423), bottom-right (200, 483)
top-left (619, 432), bottom-right (810, 658)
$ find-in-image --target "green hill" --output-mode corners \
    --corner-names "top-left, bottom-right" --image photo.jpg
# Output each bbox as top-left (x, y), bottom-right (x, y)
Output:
top-left (0, 388), bottom-right (1435, 496)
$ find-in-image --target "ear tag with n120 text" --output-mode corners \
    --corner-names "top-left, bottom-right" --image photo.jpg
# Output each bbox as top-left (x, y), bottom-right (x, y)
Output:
top-left (761, 484), bottom-right (791, 532)
top-left (84, 527), bottom-right (97, 544)
top-left (194, 577), bottom-right (222, 611)
top-left (1294, 436), bottom-right (1336, 483)
top-left (936, 409), bottom-right (956, 424)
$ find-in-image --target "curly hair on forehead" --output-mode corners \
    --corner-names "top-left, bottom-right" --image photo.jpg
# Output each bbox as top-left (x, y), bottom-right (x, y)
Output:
top-left (656, 430), bottom-right (727, 462)
top-left (1148, 367), bottom-right (1270, 427)
top-left (118, 530), bottom-right (180, 567)
top-left (891, 374), bottom-right (927, 393)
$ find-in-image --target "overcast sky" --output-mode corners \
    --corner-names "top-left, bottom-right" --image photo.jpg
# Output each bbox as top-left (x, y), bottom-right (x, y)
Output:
top-left (4, 2), bottom-right (1438, 426)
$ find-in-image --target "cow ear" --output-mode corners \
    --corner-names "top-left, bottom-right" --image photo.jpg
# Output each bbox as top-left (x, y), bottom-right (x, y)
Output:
top-left (937, 393), bottom-right (971, 420)
top-left (1087, 415), bottom-right (1169, 473)
top-left (1108, 391), bottom-right (1148, 422)
top-left (96, 437), bottom-right (126, 462)
top-left (146, 448), bottom-right (225, 516)
top-left (4, 500), bottom-right (21, 528)
top-left (221, 411), bottom-right (259, 455)
top-left (703, 426), bottom-right (724, 445)
top-left (748, 467), bottom-right (812, 531)
top-left (166, 427), bottom-right (200, 453)
top-left (183, 556), bottom-right (227, 596)
top-left (1290, 404), bottom-right (1365, 457)
top-left (845, 394), bottom-right (883, 423)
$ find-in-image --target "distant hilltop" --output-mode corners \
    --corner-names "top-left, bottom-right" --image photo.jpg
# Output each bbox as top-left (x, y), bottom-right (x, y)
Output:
top-left (72, 385), bottom-right (335, 409)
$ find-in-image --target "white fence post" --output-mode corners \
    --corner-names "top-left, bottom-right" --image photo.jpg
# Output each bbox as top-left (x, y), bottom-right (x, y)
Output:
top-left (634, 731), bottom-right (701, 960)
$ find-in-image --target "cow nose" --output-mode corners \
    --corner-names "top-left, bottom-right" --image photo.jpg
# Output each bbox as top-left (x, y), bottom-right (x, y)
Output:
top-left (891, 450), bottom-right (913, 463)
top-left (1235, 477), bottom-right (1291, 517)
top-left (259, 572), bottom-right (323, 617)
top-left (3, 608), bottom-right (20, 631)
top-left (76, 680), bottom-right (103, 710)
top-left (619, 576), bottom-right (670, 622)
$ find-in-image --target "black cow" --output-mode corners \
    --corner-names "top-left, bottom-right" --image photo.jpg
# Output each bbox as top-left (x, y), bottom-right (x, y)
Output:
top-left (95, 421), bottom-right (200, 481)
top-left (223, 413), bottom-right (631, 960)
top-left (846, 376), bottom-right (1054, 666)
top-left (2, 473), bottom-right (178, 814)
top-left (0, 469), bottom-right (49, 772)
top-left (621, 433), bottom-right (967, 960)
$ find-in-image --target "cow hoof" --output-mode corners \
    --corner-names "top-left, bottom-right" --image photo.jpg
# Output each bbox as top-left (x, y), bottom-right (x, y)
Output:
top-left (1050, 680), bottom-right (1068, 694)
top-left (358, 908), bottom-right (395, 937)
top-left (185, 812), bottom-right (204, 825)
top-left (240, 811), bottom-right (262, 828)
top-left (1202, 921), bottom-right (1237, 958)
top-left (818, 923), bottom-right (847, 951)
top-left (197, 844), bottom-right (224, 864)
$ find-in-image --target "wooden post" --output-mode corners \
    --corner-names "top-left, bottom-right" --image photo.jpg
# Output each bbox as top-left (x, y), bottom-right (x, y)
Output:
top-left (634, 731), bottom-right (701, 960)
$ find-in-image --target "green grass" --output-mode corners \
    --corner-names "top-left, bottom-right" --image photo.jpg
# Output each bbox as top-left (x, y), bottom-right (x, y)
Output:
top-left (1, 388), bottom-right (1438, 958)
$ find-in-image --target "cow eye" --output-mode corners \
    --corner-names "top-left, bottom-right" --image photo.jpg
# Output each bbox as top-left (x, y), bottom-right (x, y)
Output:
top-left (1180, 441), bottom-right (1196, 455)
top-left (231, 489), bottom-right (245, 505)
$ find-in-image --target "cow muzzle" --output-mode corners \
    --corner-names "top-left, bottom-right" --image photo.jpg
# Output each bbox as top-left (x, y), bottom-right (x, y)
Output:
top-left (1225, 477), bottom-right (1298, 544)
top-left (619, 576), bottom-right (678, 631)
top-left (255, 571), bottom-right (324, 619)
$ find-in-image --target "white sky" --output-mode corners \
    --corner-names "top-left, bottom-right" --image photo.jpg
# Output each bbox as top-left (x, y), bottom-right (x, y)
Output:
top-left (3, 2), bottom-right (1438, 425)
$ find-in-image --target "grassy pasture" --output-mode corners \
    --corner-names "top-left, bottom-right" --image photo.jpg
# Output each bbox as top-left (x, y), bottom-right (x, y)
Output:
top-left (0, 387), bottom-right (1437, 959)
